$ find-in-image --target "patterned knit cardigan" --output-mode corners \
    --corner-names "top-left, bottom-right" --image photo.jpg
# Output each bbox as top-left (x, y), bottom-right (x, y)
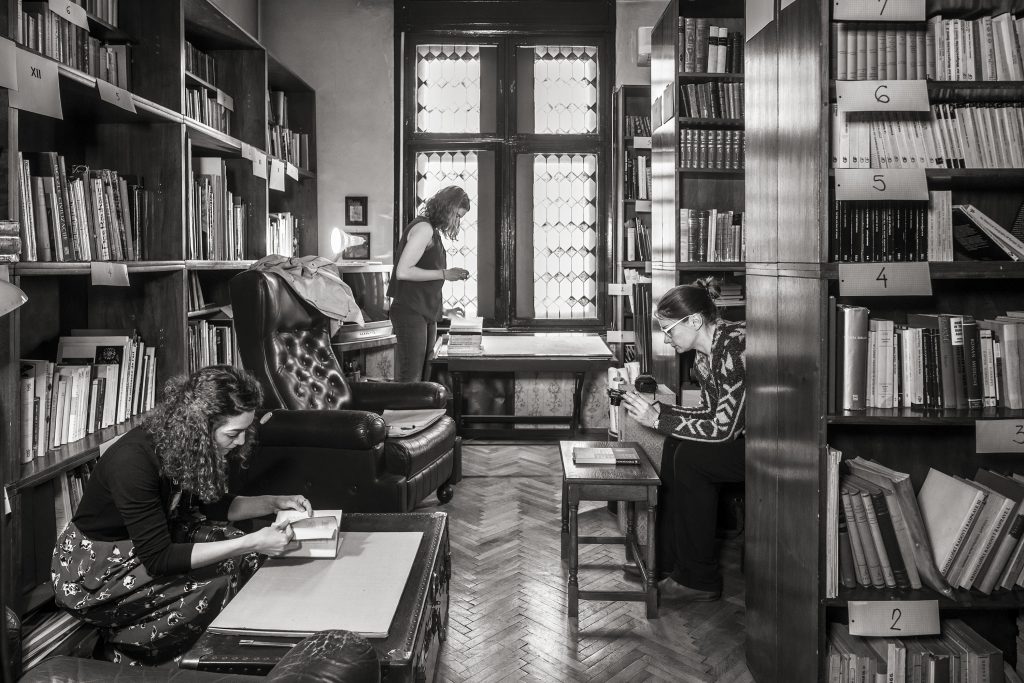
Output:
top-left (655, 320), bottom-right (746, 442)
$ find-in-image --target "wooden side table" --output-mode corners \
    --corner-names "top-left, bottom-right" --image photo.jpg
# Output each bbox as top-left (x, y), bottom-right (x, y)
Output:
top-left (559, 440), bottom-right (660, 619)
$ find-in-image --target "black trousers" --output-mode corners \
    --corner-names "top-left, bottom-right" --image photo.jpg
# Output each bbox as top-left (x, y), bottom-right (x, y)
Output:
top-left (657, 436), bottom-right (745, 592)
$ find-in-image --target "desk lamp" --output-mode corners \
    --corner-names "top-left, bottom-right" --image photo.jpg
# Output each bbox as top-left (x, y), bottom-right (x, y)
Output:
top-left (0, 278), bottom-right (28, 683)
top-left (329, 227), bottom-right (367, 260)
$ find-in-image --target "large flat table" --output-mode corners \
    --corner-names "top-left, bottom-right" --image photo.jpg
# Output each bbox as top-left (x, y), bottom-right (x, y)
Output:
top-left (429, 332), bottom-right (615, 439)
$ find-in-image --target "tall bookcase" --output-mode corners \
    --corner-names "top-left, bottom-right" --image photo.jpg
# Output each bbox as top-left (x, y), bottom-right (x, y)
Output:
top-left (610, 84), bottom-right (652, 367)
top-left (745, 0), bottom-right (1024, 680)
top-left (650, 0), bottom-right (746, 395)
top-left (0, 0), bottom-right (318, 629)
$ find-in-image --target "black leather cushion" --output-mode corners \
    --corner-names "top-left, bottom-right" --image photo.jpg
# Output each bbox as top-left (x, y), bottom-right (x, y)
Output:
top-left (273, 328), bottom-right (352, 410)
top-left (264, 631), bottom-right (379, 683)
top-left (384, 417), bottom-right (457, 478)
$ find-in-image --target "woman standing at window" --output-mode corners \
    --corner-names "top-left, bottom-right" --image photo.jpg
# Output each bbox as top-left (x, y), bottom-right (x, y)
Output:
top-left (388, 186), bottom-right (471, 382)
top-left (620, 278), bottom-right (746, 603)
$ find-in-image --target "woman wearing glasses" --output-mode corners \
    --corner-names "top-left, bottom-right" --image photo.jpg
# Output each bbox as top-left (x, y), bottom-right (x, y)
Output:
top-left (388, 186), bottom-right (472, 382)
top-left (620, 277), bottom-right (746, 603)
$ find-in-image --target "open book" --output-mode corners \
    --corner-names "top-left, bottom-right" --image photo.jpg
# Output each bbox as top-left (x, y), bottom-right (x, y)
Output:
top-left (273, 509), bottom-right (343, 559)
top-left (381, 408), bottom-right (447, 437)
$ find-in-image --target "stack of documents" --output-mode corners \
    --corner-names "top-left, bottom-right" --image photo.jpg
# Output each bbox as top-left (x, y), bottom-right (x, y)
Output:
top-left (572, 446), bottom-right (640, 466)
top-left (447, 316), bottom-right (483, 355)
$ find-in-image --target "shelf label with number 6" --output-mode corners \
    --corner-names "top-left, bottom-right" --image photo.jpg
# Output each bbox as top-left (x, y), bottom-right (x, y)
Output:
top-left (48, 0), bottom-right (89, 30)
top-left (838, 263), bottom-right (932, 297)
top-left (848, 600), bottom-right (939, 637)
top-left (976, 420), bottom-right (1024, 454)
top-left (96, 80), bottom-right (137, 113)
top-left (834, 0), bottom-right (923, 22)
top-left (836, 80), bottom-right (929, 113)
top-left (834, 168), bottom-right (928, 201)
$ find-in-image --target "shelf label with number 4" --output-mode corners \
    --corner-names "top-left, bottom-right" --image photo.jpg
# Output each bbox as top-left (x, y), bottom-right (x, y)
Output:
top-left (90, 262), bottom-right (130, 287)
top-left (48, 0), bottom-right (89, 30)
top-left (848, 600), bottom-right (939, 637)
top-left (834, 0), bottom-right (923, 22)
top-left (836, 80), bottom-right (929, 113)
top-left (976, 420), bottom-right (1024, 454)
top-left (96, 80), bottom-right (137, 113)
top-left (834, 168), bottom-right (928, 201)
top-left (838, 263), bottom-right (932, 297)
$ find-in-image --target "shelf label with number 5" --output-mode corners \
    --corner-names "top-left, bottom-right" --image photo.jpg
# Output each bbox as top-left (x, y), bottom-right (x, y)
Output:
top-left (834, 0), bottom-right (923, 22)
top-left (838, 263), bottom-right (932, 297)
top-left (836, 80), bottom-right (929, 113)
top-left (834, 168), bottom-right (928, 201)
top-left (848, 600), bottom-right (939, 637)
top-left (976, 420), bottom-right (1024, 454)
top-left (96, 80), bottom-right (137, 113)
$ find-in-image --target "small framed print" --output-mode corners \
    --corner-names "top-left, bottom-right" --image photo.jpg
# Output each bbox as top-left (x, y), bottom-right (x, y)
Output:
top-left (345, 196), bottom-right (368, 226)
top-left (342, 231), bottom-right (371, 260)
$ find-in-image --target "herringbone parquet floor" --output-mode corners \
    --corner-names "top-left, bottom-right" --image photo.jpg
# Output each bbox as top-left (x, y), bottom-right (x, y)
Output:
top-left (430, 441), bottom-right (756, 683)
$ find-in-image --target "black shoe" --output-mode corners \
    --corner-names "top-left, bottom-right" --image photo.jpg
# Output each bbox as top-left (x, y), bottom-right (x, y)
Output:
top-left (657, 577), bottom-right (721, 602)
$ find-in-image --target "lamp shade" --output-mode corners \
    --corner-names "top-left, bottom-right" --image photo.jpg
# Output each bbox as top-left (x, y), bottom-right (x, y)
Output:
top-left (330, 227), bottom-right (367, 256)
top-left (0, 280), bottom-right (27, 317)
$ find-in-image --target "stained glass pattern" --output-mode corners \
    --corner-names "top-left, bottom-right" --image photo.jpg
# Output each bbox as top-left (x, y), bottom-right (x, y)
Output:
top-left (533, 46), bottom-right (598, 134)
top-left (415, 44), bottom-right (481, 133)
top-left (531, 153), bottom-right (597, 319)
top-left (415, 152), bottom-right (479, 317)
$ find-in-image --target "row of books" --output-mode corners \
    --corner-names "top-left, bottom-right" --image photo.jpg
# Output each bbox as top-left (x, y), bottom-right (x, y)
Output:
top-left (677, 18), bottom-right (743, 74)
top-left (680, 129), bottom-right (744, 170)
top-left (625, 215), bottom-right (652, 262)
top-left (19, 331), bottom-right (154, 463)
top-left (0, 222), bottom-right (21, 263)
top-left (624, 114), bottom-right (651, 137)
top-left (186, 85), bottom-right (233, 136)
top-left (630, 282), bottom-right (653, 374)
top-left (17, 152), bottom-right (148, 262)
top-left (679, 209), bottom-right (745, 263)
top-left (268, 90), bottom-right (312, 169)
top-left (188, 318), bottom-right (238, 372)
top-left (833, 105), bottom-right (1024, 170)
top-left (18, 4), bottom-right (130, 88)
top-left (185, 40), bottom-right (217, 86)
top-left (828, 620), bottom-right (1013, 683)
top-left (53, 462), bottom-right (92, 536)
top-left (68, 0), bottom-right (119, 26)
top-left (832, 304), bottom-right (1024, 411)
top-left (623, 152), bottom-right (650, 200)
top-left (188, 156), bottom-right (247, 261)
top-left (679, 81), bottom-right (744, 121)
top-left (447, 316), bottom-right (484, 356)
top-left (268, 212), bottom-right (298, 257)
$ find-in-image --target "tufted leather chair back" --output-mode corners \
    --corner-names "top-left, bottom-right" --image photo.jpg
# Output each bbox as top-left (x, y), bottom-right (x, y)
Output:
top-left (230, 269), bottom-right (354, 411)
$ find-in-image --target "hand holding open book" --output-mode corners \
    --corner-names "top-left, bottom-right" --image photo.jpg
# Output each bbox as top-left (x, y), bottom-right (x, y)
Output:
top-left (272, 509), bottom-right (344, 558)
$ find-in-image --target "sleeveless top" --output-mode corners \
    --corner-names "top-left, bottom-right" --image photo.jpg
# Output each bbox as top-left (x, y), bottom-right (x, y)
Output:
top-left (387, 217), bottom-right (448, 321)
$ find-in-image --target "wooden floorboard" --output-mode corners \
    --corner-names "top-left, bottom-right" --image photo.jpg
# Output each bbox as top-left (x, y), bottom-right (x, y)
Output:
top-left (426, 440), bottom-right (755, 683)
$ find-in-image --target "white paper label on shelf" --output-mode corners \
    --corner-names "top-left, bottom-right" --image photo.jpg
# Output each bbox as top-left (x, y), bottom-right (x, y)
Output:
top-left (240, 142), bottom-right (253, 161)
top-left (607, 331), bottom-right (636, 344)
top-left (0, 38), bottom-right (17, 90)
top-left (848, 600), bottom-right (940, 637)
top-left (833, 0), bottom-right (924, 22)
top-left (9, 49), bottom-right (62, 120)
top-left (286, 162), bottom-right (299, 181)
top-left (836, 80), bottom-right (929, 112)
top-left (976, 420), bottom-right (1024, 454)
top-left (269, 159), bottom-right (285, 191)
top-left (838, 263), bottom-right (932, 297)
top-left (48, 0), bottom-right (90, 30)
top-left (633, 136), bottom-right (652, 150)
top-left (746, 0), bottom-right (775, 41)
top-left (3, 487), bottom-right (9, 516)
top-left (90, 262), bottom-right (130, 287)
top-left (96, 79), bottom-right (137, 113)
top-left (834, 168), bottom-right (928, 201)
top-left (0, 265), bottom-right (9, 282)
top-left (252, 150), bottom-right (267, 179)
top-left (608, 283), bottom-right (630, 296)
top-left (216, 89), bottom-right (234, 112)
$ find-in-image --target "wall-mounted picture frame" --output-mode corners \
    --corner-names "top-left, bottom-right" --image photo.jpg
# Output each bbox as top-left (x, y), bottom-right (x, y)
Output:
top-left (341, 231), bottom-right (371, 260)
top-left (345, 196), bottom-right (368, 226)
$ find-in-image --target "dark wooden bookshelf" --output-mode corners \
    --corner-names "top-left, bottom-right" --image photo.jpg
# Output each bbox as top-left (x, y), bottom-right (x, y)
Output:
top-left (13, 262), bottom-right (185, 276)
top-left (185, 118), bottom-right (244, 156)
top-left (678, 168), bottom-right (744, 176)
top-left (677, 72), bottom-right (744, 82)
top-left (822, 262), bottom-right (1024, 279)
top-left (827, 587), bottom-right (1024, 610)
top-left (828, 80), bottom-right (1024, 102)
top-left (185, 260), bottom-right (257, 270)
top-left (621, 260), bottom-right (651, 269)
top-left (678, 116), bottom-right (744, 128)
top-left (84, 13), bottom-right (135, 43)
top-left (828, 407), bottom-right (1024, 425)
top-left (676, 261), bottom-right (746, 271)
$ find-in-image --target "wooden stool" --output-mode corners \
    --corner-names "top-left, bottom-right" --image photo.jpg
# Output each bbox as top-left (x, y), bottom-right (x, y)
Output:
top-left (559, 440), bottom-right (660, 619)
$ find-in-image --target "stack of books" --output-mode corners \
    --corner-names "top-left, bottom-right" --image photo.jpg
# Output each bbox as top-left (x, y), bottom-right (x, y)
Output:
top-left (572, 445), bottom-right (640, 466)
top-left (267, 212), bottom-right (297, 257)
top-left (188, 156), bottom-right (247, 261)
top-left (447, 317), bottom-right (483, 355)
top-left (268, 90), bottom-right (312, 170)
top-left (679, 209), bottom-right (745, 262)
top-left (18, 3), bottom-right (130, 87)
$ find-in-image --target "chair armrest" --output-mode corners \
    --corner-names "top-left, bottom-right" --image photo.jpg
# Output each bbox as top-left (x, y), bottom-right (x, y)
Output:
top-left (265, 630), bottom-right (379, 682)
top-left (257, 409), bottom-right (386, 450)
top-left (349, 381), bottom-right (450, 411)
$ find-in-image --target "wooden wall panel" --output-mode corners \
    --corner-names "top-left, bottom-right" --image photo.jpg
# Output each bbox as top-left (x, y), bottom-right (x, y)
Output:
top-left (122, 0), bottom-right (184, 112)
top-left (744, 1), bottom-right (778, 265)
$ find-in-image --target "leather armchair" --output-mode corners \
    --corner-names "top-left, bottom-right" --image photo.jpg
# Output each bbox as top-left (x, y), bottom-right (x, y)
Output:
top-left (229, 269), bottom-right (459, 513)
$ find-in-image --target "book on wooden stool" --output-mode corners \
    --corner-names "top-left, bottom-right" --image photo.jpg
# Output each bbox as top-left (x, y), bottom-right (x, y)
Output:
top-left (572, 446), bottom-right (640, 466)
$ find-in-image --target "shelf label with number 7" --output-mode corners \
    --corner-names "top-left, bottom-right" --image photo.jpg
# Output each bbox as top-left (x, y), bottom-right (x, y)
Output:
top-left (976, 420), bottom-right (1024, 454)
top-left (848, 600), bottom-right (939, 637)
top-left (836, 80), bottom-right (929, 113)
top-left (834, 168), bottom-right (928, 201)
top-left (833, 0), bottom-right (923, 22)
top-left (838, 263), bottom-right (932, 297)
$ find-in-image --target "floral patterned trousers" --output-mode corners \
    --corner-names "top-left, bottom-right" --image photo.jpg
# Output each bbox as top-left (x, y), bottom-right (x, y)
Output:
top-left (51, 522), bottom-right (261, 665)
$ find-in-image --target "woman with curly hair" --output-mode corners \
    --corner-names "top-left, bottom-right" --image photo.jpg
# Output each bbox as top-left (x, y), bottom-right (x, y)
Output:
top-left (51, 365), bottom-right (309, 665)
top-left (388, 185), bottom-right (471, 381)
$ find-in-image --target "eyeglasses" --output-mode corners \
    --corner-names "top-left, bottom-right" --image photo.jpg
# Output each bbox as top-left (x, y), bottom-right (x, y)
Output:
top-left (658, 314), bottom-right (696, 337)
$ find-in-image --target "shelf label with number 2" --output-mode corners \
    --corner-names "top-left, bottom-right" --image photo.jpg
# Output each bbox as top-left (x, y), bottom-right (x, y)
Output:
top-left (848, 600), bottom-right (939, 637)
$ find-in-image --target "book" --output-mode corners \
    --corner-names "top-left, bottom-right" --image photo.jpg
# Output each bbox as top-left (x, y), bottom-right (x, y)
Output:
top-left (918, 468), bottom-right (988, 576)
top-left (380, 408), bottom-right (447, 438)
top-left (836, 304), bottom-right (870, 411)
top-left (272, 509), bottom-right (344, 559)
top-left (952, 204), bottom-right (1024, 261)
top-left (572, 446), bottom-right (640, 466)
top-left (846, 473), bottom-right (912, 590)
top-left (970, 469), bottom-right (1024, 594)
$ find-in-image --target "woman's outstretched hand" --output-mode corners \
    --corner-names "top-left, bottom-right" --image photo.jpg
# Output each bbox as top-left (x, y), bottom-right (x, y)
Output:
top-left (271, 495), bottom-right (312, 517)
top-left (250, 524), bottom-right (296, 556)
top-left (620, 391), bottom-right (661, 429)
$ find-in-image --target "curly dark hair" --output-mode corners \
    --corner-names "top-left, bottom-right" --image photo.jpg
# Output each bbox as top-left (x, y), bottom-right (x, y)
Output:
top-left (143, 365), bottom-right (263, 503)
top-left (419, 186), bottom-right (471, 239)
